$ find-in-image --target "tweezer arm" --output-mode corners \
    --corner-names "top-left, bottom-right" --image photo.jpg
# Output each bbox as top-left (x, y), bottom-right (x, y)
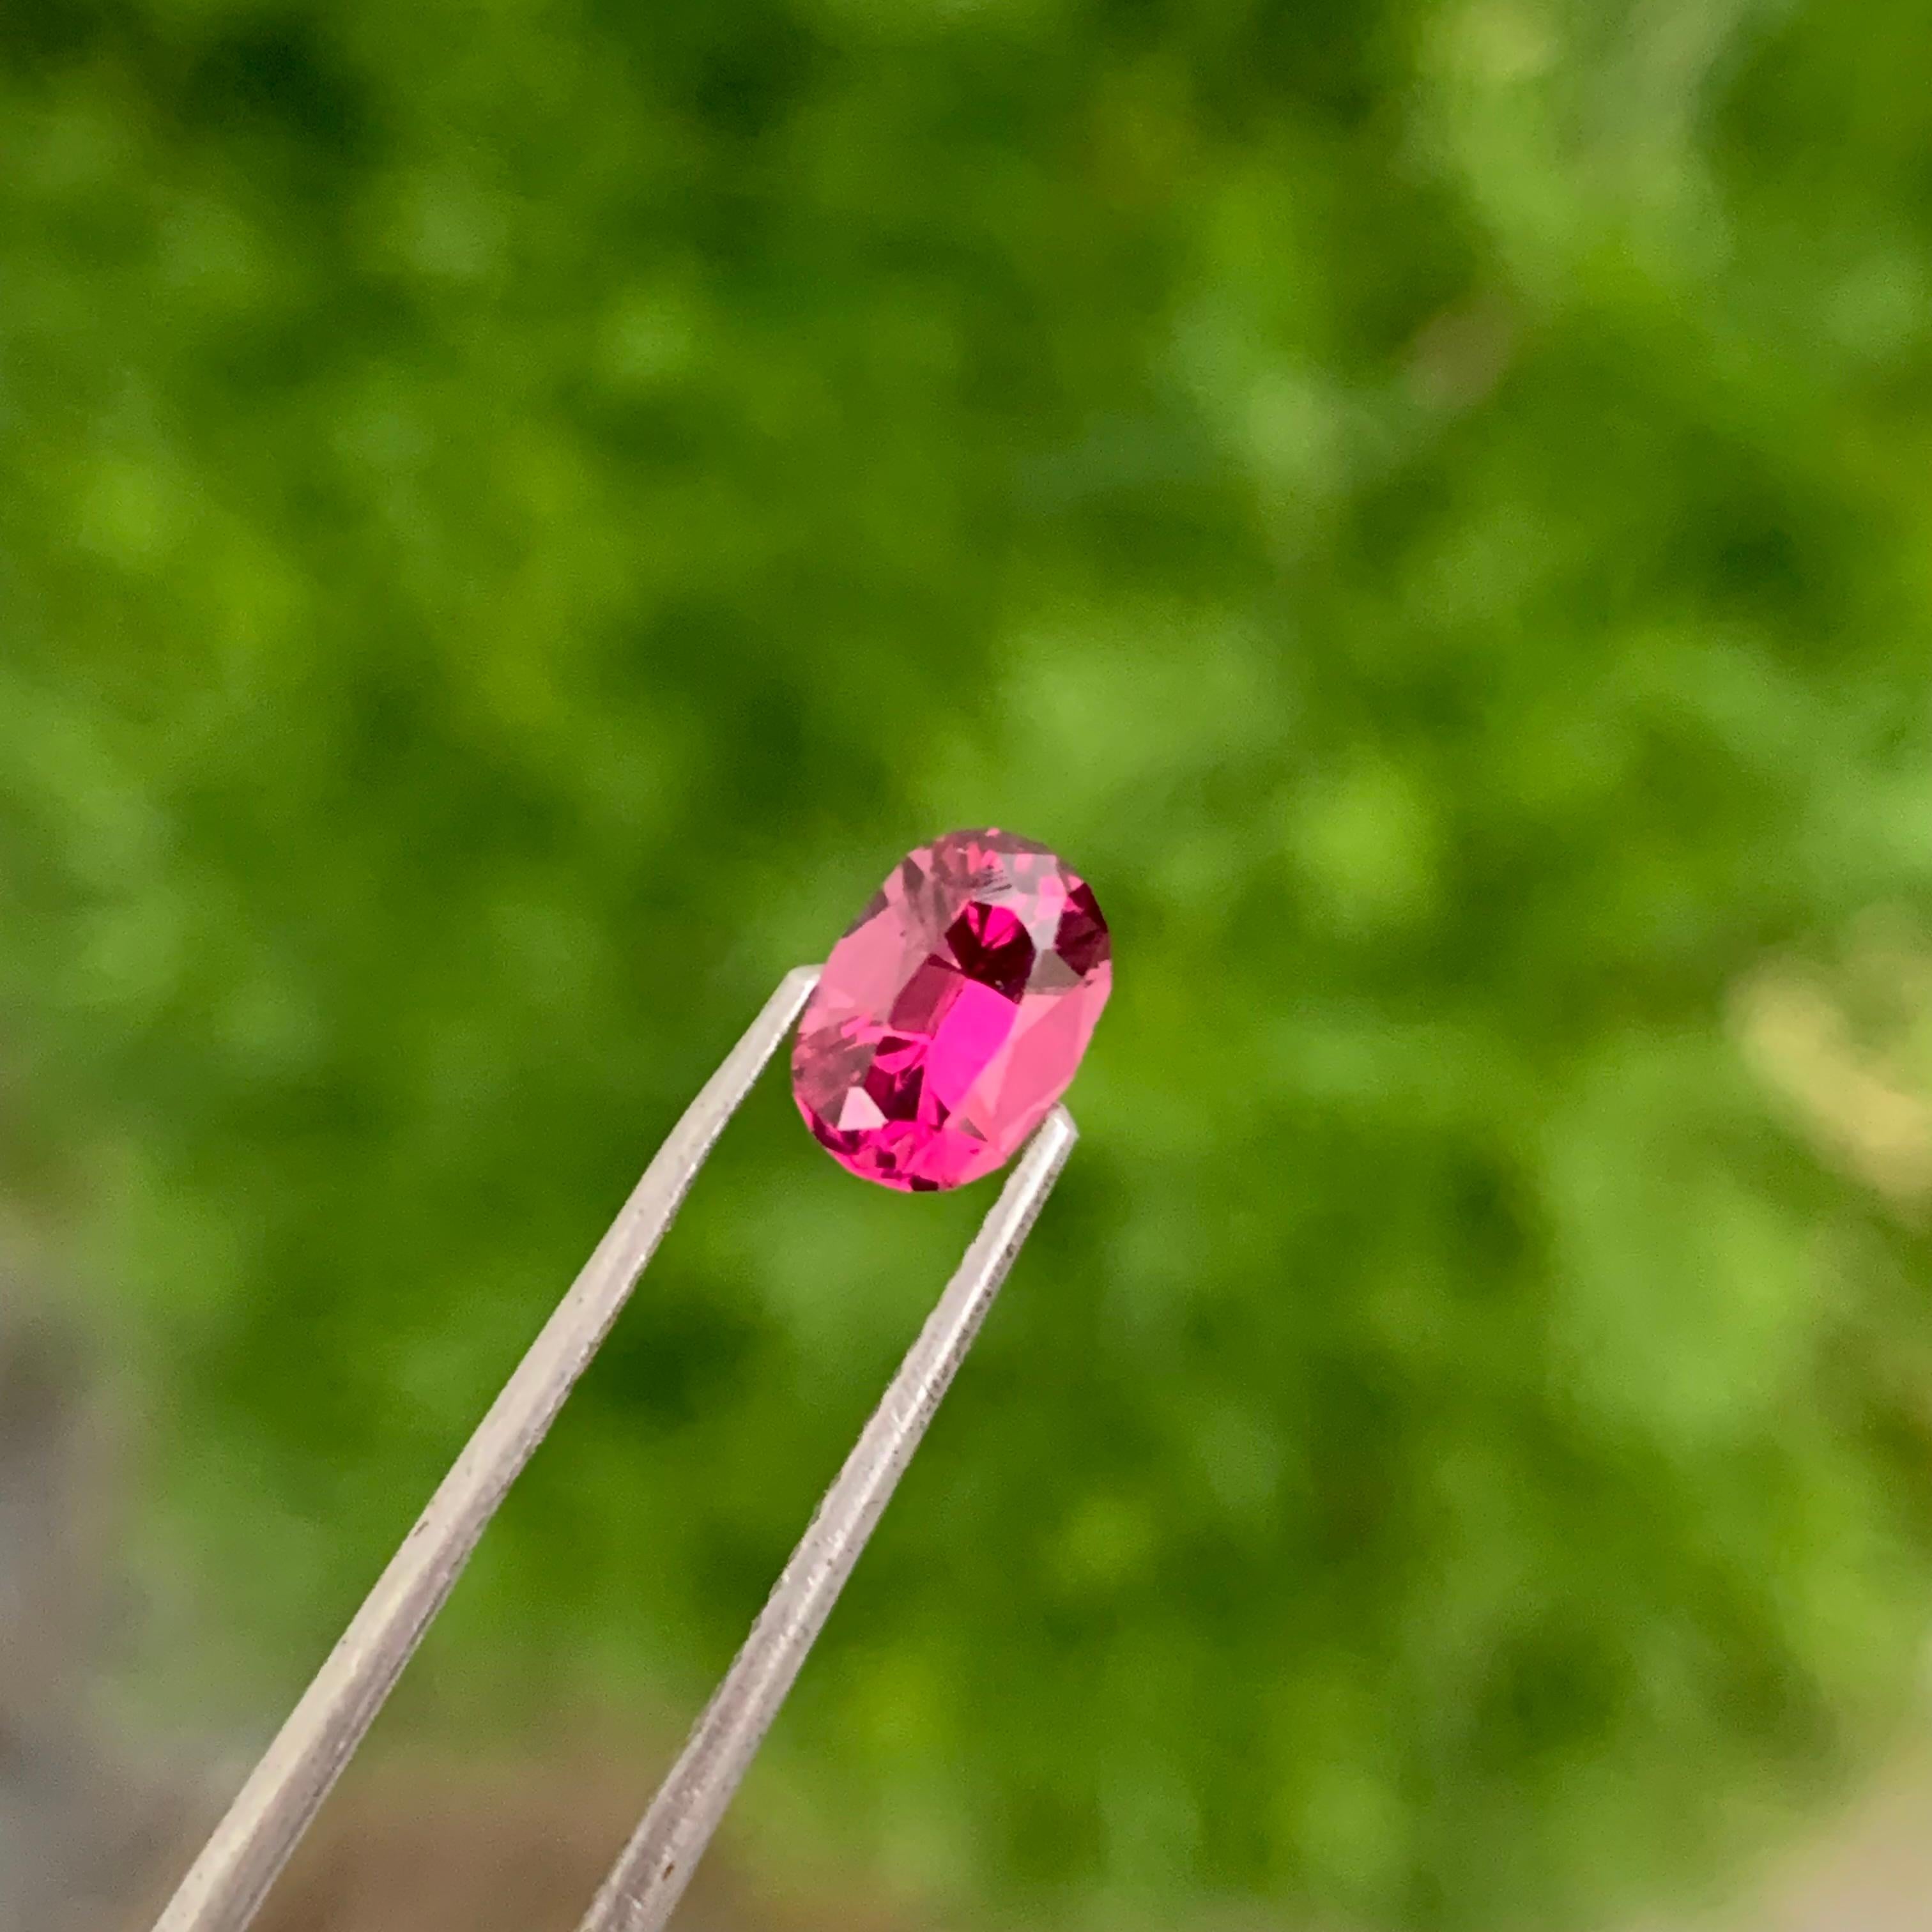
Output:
top-left (579, 1103), bottom-right (1079, 1932)
top-left (151, 965), bottom-right (824, 1932)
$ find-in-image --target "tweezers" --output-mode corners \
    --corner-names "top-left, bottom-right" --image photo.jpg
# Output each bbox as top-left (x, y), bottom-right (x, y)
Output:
top-left (149, 964), bottom-right (1078, 1932)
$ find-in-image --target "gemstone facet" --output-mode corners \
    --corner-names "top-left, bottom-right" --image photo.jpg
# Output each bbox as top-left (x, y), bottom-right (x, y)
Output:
top-left (792, 829), bottom-right (1112, 1191)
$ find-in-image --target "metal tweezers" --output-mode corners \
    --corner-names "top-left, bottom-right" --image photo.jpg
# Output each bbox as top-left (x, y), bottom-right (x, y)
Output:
top-left (148, 965), bottom-right (1078, 1932)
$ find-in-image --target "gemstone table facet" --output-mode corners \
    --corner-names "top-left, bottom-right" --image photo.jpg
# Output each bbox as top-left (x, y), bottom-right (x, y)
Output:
top-left (792, 829), bottom-right (1112, 1191)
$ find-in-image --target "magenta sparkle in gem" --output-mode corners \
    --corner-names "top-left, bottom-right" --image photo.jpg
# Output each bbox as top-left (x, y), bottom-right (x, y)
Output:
top-left (791, 828), bottom-right (1111, 1191)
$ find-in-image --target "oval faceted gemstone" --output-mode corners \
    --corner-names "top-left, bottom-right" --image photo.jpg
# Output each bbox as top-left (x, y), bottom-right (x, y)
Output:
top-left (792, 829), bottom-right (1111, 1191)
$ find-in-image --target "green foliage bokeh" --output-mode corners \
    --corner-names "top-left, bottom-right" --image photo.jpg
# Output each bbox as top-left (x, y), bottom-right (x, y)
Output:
top-left (6, 0), bottom-right (1932, 1926)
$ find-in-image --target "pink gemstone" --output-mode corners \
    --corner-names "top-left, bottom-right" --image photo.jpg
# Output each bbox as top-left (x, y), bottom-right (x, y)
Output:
top-left (792, 828), bottom-right (1112, 1191)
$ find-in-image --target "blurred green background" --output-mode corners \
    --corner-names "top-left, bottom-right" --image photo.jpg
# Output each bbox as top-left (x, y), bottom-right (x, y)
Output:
top-left (6, 0), bottom-right (1932, 1927)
